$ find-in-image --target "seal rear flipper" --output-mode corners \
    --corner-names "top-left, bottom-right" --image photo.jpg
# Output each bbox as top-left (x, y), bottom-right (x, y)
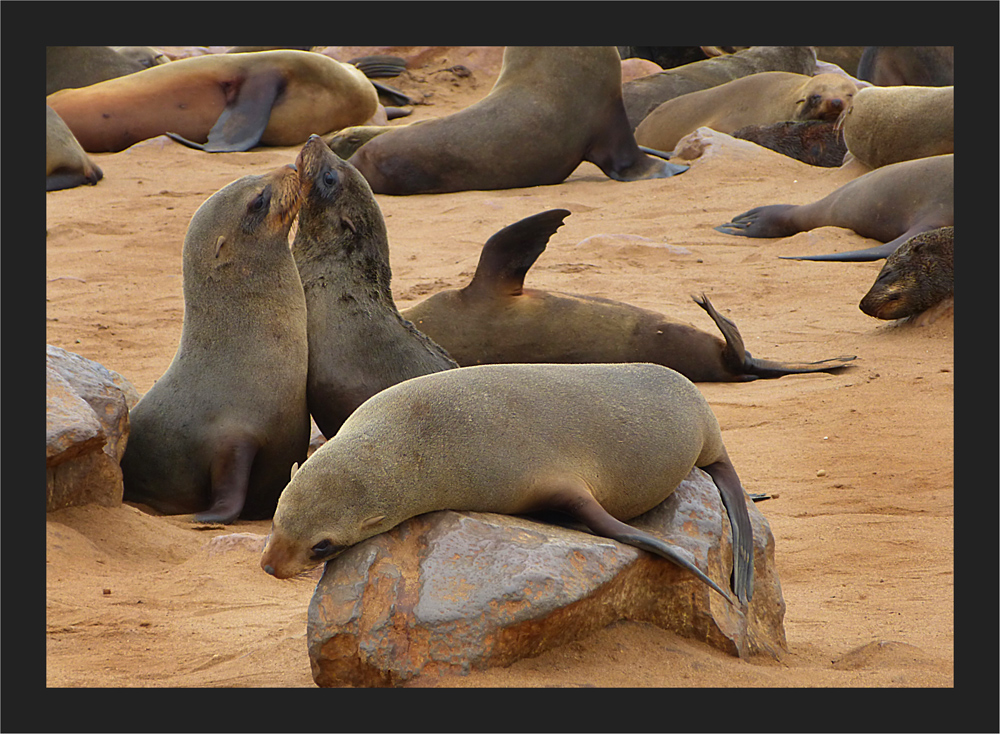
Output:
top-left (548, 482), bottom-right (738, 607)
top-left (194, 435), bottom-right (260, 524)
top-left (466, 209), bottom-right (572, 297)
top-left (779, 235), bottom-right (908, 262)
top-left (693, 293), bottom-right (856, 379)
top-left (700, 458), bottom-right (754, 606)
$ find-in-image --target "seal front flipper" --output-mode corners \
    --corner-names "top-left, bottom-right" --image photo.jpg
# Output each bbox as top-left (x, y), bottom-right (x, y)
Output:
top-left (194, 435), bottom-right (260, 524)
top-left (466, 209), bottom-right (571, 297)
top-left (714, 204), bottom-right (799, 238)
top-left (546, 477), bottom-right (740, 607)
top-left (693, 293), bottom-right (856, 379)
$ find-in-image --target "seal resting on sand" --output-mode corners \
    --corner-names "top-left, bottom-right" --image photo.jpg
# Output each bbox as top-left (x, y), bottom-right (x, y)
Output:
top-left (401, 209), bottom-right (855, 381)
top-left (260, 362), bottom-right (755, 608)
top-left (121, 164), bottom-right (310, 524)
top-left (715, 154), bottom-right (953, 261)
top-left (859, 226), bottom-right (953, 321)
top-left (348, 46), bottom-right (687, 195)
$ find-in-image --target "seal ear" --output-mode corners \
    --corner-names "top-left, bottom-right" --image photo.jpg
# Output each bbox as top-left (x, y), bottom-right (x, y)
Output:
top-left (341, 216), bottom-right (357, 234)
top-left (215, 235), bottom-right (227, 258)
top-left (289, 461), bottom-right (299, 481)
top-left (361, 514), bottom-right (385, 529)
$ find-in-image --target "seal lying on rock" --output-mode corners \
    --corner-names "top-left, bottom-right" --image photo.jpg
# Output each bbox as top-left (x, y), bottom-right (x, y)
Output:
top-left (401, 209), bottom-right (855, 381)
top-left (292, 135), bottom-right (456, 439)
top-left (733, 120), bottom-right (847, 168)
top-left (715, 153), bottom-right (953, 261)
top-left (859, 226), bottom-right (953, 321)
top-left (261, 362), bottom-right (755, 607)
top-left (121, 164), bottom-right (310, 523)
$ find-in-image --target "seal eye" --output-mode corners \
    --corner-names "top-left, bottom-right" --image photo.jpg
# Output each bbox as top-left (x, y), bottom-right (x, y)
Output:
top-left (322, 169), bottom-right (337, 188)
top-left (310, 539), bottom-right (342, 561)
top-left (248, 190), bottom-right (269, 215)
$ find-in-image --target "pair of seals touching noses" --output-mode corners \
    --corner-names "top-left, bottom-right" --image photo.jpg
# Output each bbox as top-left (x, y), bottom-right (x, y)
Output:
top-left (122, 137), bottom-right (774, 606)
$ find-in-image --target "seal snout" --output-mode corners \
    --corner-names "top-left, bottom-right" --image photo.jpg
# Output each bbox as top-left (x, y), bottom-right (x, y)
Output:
top-left (262, 563), bottom-right (277, 577)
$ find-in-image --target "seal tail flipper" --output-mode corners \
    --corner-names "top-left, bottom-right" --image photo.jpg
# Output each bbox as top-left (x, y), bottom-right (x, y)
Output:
top-left (779, 236), bottom-right (907, 262)
top-left (693, 293), bottom-right (856, 379)
top-left (194, 435), bottom-right (259, 524)
top-left (700, 458), bottom-right (754, 606)
top-left (466, 209), bottom-right (572, 297)
top-left (548, 480), bottom-right (739, 607)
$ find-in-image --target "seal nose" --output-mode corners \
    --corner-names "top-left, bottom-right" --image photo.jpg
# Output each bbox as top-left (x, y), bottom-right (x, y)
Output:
top-left (263, 564), bottom-right (277, 576)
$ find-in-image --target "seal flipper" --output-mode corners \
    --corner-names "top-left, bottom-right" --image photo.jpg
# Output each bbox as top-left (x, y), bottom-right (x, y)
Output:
top-left (714, 204), bottom-right (799, 238)
top-left (195, 435), bottom-right (260, 524)
top-left (545, 478), bottom-right (739, 607)
top-left (700, 457), bottom-right (754, 606)
top-left (465, 209), bottom-right (571, 297)
top-left (167, 68), bottom-right (284, 153)
top-left (586, 103), bottom-right (688, 180)
top-left (779, 234), bottom-right (909, 262)
top-left (693, 293), bottom-right (856, 379)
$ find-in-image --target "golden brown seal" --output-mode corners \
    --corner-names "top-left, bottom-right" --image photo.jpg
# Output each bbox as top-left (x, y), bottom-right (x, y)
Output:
top-left (121, 164), bottom-right (310, 523)
top-left (46, 105), bottom-right (103, 191)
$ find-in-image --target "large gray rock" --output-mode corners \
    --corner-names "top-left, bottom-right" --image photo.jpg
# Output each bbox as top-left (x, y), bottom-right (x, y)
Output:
top-left (46, 345), bottom-right (139, 511)
top-left (307, 468), bottom-right (786, 687)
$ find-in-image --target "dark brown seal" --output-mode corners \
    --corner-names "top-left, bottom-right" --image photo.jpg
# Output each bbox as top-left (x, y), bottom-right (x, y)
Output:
top-left (46, 50), bottom-right (378, 153)
top-left (859, 226), bottom-right (953, 321)
top-left (121, 165), bottom-right (310, 524)
top-left (292, 135), bottom-right (456, 439)
top-left (348, 46), bottom-right (687, 195)
top-left (47, 105), bottom-right (103, 191)
top-left (401, 209), bottom-right (855, 381)
top-left (46, 45), bottom-right (144, 95)
top-left (733, 120), bottom-right (847, 168)
top-left (715, 153), bottom-right (953, 261)
top-left (261, 362), bottom-right (755, 607)
top-left (623, 46), bottom-right (818, 130)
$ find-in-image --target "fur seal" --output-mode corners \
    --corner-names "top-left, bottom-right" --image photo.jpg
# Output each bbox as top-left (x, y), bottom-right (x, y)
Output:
top-left (121, 164), bottom-right (310, 523)
top-left (715, 153), bottom-right (954, 262)
top-left (635, 72), bottom-right (858, 153)
top-left (623, 46), bottom-right (818, 130)
top-left (260, 362), bottom-right (755, 607)
top-left (733, 120), bottom-right (847, 168)
top-left (292, 135), bottom-right (456, 439)
top-left (859, 226), bottom-right (953, 321)
top-left (840, 85), bottom-right (954, 169)
top-left (46, 46), bottom-right (144, 95)
top-left (46, 50), bottom-right (378, 153)
top-left (113, 46), bottom-right (169, 69)
top-left (401, 209), bottom-right (855, 381)
top-left (348, 46), bottom-right (687, 195)
top-left (322, 124), bottom-right (398, 159)
top-left (46, 105), bottom-right (103, 191)
top-left (857, 46), bottom-right (954, 87)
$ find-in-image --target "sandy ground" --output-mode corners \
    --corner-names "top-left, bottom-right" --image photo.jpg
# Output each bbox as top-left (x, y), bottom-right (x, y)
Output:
top-left (45, 49), bottom-right (957, 702)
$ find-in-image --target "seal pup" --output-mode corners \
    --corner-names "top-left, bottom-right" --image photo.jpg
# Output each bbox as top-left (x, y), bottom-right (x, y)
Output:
top-left (623, 46), bottom-right (818, 130)
top-left (715, 153), bottom-right (954, 261)
top-left (733, 120), bottom-right (847, 168)
top-left (292, 135), bottom-right (456, 439)
top-left (46, 50), bottom-right (378, 153)
top-left (402, 210), bottom-right (855, 381)
top-left (859, 226), bottom-right (953, 321)
top-left (46, 105), bottom-right (103, 191)
top-left (261, 362), bottom-right (755, 608)
top-left (121, 164), bottom-right (310, 524)
top-left (348, 46), bottom-right (687, 195)
top-left (839, 85), bottom-right (954, 169)
top-left (635, 72), bottom-right (857, 153)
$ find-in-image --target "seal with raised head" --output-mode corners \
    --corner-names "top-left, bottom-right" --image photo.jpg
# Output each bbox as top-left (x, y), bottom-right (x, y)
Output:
top-left (839, 85), bottom-right (953, 169)
top-left (47, 105), bottom-right (103, 191)
top-left (635, 72), bottom-right (858, 153)
top-left (402, 209), bottom-right (855, 382)
top-left (715, 153), bottom-right (953, 261)
top-left (292, 135), bottom-right (456, 439)
top-left (623, 46), bottom-right (818, 130)
top-left (46, 50), bottom-right (378, 153)
top-left (347, 46), bottom-right (687, 196)
top-left (260, 362), bottom-right (755, 607)
top-left (121, 164), bottom-right (310, 524)
top-left (859, 226), bottom-right (953, 321)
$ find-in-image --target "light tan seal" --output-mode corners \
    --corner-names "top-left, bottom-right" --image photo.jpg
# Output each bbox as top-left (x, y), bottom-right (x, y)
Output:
top-left (839, 85), bottom-right (953, 168)
top-left (121, 164), bottom-right (310, 524)
top-left (715, 153), bottom-right (954, 261)
top-left (292, 135), bottom-right (456, 439)
top-left (46, 50), bottom-right (378, 153)
top-left (348, 46), bottom-right (687, 195)
top-left (260, 362), bottom-right (755, 607)
top-left (402, 209), bottom-right (855, 381)
top-left (46, 105), bottom-right (103, 191)
top-left (859, 226), bottom-right (953, 321)
top-left (635, 72), bottom-right (858, 153)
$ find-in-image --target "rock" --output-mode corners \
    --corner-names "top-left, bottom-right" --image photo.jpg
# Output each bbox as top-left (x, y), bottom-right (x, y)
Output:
top-left (307, 468), bottom-right (786, 687)
top-left (46, 345), bottom-right (138, 512)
